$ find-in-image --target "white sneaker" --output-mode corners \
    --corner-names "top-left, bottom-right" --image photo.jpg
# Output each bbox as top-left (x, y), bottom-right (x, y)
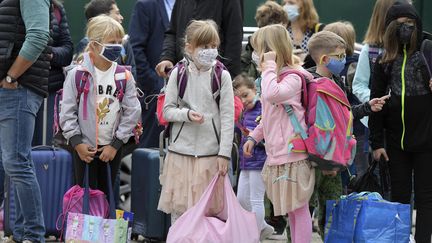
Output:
top-left (260, 225), bottom-right (275, 241)
top-left (409, 234), bottom-right (416, 243)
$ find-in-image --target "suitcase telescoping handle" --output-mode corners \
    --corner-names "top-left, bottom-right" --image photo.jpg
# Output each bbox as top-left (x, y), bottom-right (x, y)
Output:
top-left (82, 164), bottom-right (116, 219)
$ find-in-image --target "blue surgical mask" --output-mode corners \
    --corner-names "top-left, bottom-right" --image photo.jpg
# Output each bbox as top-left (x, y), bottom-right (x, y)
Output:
top-left (96, 41), bottom-right (123, 62)
top-left (284, 4), bottom-right (300, 22)
top-left (326, 57), bottom-right (346, 75)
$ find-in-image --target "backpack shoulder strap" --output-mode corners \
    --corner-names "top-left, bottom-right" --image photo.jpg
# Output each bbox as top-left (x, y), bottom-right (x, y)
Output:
top-left (74, 68), bottom-right (91, 120)
top-left (211, 60), bottom-right (227, 107)
top-left (114, 65), bottom-right (130, 102)
top-left (176, 61), bottom-right (188, 99)
top-left (279, 69), bottom-right (309, 108)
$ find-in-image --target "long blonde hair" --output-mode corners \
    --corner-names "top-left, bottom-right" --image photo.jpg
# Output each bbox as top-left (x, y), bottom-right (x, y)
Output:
top-left (251, 24), bottom-right (297, 73)
top-left (363, 0), bottom-right (395, 45)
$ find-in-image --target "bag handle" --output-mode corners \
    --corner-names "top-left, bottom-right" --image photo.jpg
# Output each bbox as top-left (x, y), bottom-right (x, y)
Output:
top-left (82, 163), bottom-right (116, 219)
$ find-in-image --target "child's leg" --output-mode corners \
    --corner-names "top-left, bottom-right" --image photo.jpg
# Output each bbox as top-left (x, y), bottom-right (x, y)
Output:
top-left (318, 173), bottom-right (342, 239)
top-left (98, 147), bottom-right (123, 197)
top-left (237, 170), bottom-right (252, 211)
top-left (73, 151), bottom-right (99, 189)
top-left (249, 170), bottom-right (269, 231)
top-left (288, 204), bottom-right (311, 243)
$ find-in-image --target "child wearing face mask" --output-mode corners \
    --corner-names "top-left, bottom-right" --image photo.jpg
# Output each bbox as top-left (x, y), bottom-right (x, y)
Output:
top-left (243, 24), bottom-right (316, 243)
top-left (233, 74), bottom-right (274, 240)
top-left (306, 30), bottom-right (389, 238)
top-left (60, 15), bottom-right (141, 196)
top-left (157, 20), bottom-right (234, 224)
top-left (369, 3), bottom-right (432, 242)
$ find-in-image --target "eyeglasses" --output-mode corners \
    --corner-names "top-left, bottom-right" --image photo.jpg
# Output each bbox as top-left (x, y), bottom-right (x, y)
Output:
top-left (327, 52), bottom-right (347, 60)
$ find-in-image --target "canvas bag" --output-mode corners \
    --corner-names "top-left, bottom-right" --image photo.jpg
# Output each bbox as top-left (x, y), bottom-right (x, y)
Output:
top-left (64, 164), bottom-right (128, 243)
top-left (166, 174), bottom-right (260, 243)
top-left (280, 70), bottom-right (357, 170)
top-left (324, 192), bottom-right (411, 243)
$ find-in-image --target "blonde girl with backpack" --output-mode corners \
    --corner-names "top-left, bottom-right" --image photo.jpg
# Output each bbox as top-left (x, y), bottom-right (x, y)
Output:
top-left (243, 24), bottom-right (315, 243)
top-left (60, 15), bottom-right (141, 196)
top-left (157, 20), bottom-right (234, 224)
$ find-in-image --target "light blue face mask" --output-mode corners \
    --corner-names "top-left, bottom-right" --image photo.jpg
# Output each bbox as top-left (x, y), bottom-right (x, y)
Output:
top-left (326, 57), bottom-right (346, 75)
top-left (284, 4), bottom-right (300, 22)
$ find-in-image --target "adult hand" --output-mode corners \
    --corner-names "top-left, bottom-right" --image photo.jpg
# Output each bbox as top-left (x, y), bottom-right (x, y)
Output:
top-left (188, 110), bottom-right (204, 124)
top-left (369, 94), bottom-right (390, 112)
top-left (98, 145), bottom-right (118, 163)
top-left (217, 157), bottom-right (229, 176)
top-left (156, 60), bottom-right (174, 78)
top-left (243, 139), bottom-right (255, 158)
top-left (373, 148), bottom-right (389, 162)
top-left (0, 79), bottom-right (18, 89)
top-left (75, 144), bottom-right (97, 163)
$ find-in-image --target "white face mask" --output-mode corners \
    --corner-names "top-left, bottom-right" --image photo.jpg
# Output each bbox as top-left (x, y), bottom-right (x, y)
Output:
top-left (251, 51), bottom-right (260, 66)
top-left (284, 4), bottom-right (300, 22)
top-left (194, 48), bottom-right (218, 67)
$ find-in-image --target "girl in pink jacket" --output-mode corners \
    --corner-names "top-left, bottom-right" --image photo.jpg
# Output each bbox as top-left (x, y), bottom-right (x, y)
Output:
top-left (243, 24), bottom-right (315, 243)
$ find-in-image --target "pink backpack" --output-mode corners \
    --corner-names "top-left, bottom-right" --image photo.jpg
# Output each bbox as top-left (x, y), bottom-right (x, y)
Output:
top-left (280, 70), bottom-right (356, 170)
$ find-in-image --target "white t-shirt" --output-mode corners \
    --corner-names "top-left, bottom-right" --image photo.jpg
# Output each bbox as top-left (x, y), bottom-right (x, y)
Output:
top-left (94, 63), bottom-right (121, 145)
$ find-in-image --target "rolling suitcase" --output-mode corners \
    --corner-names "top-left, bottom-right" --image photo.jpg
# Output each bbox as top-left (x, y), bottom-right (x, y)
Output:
top-left (131, 148), bottom-right (170, 240)
top-left (4, 146), bottom-right (74, 238)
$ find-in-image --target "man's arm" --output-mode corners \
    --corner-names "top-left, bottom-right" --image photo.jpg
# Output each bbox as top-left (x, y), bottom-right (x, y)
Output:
top-left (221, 0), bottom-right (243, 77)
top-left (159, 0), bottom-right (179, 64)
top-left (129, 0), bottom-right (162, 91)
top-left (7, 0), bottom-right (50, 80)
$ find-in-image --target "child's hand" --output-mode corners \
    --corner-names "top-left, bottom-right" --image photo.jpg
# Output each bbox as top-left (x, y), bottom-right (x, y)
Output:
top-left (188, 110), bottom-right (204, 124)
top-left (373, 148), bottom-right (389, 162)
top-left (243, 140), bottom-right (255, 157)
top-left (75, 144), bottom-right (97, 163)
top-left (98, 145), bottom-right (118, 163)
top-left (369, 94), bottom-right (390, 112)
top-left (217, 157), bottom-right (229, 176)
top-left (263, 51), bottom-right (276, 62)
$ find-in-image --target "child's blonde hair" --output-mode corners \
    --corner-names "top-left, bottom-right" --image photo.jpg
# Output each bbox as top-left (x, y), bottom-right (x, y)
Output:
top-left (184, 20), bottom-right (220, 48)
top-left (86, 14), bottom-right (125, 43)
top-left (250, 24), bottom-right (296, 72)
top-left (324, 21), bottom-right (356, 56)
top-left (363, 0), bottom-right (396, 45)
top-left (307, 30), bottom-right (346, 64)
top-left (255, 1), bottom-right (288, 28)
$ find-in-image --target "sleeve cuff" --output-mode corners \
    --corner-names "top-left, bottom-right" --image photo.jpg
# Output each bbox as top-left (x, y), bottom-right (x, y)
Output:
top-left (110, 137), bottom-right (124, 150)
top-left (217, 155), bottom-right (231, 161)
top-left (69, 135), bottom-right (83, 148)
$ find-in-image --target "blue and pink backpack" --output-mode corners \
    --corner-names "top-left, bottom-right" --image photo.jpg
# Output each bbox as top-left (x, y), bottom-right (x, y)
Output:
top-left (53, 65), bottom-right (142, 146)
top-left (279, 70), bottom-right (356, 170)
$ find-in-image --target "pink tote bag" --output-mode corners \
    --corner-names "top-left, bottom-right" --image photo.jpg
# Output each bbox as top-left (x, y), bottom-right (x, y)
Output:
top-left (166, 174), bottom-right (260, 243)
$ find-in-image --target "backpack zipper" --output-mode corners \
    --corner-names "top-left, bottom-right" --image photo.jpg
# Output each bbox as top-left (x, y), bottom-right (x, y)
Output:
top-left (400, 45), bottom-right (407, 150)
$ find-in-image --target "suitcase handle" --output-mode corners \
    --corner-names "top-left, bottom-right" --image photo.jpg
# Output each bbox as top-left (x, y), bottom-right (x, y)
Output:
top-left (32, 145), bottom-right (59, 151)
top-left (82, 164), bottom-right (116, 219)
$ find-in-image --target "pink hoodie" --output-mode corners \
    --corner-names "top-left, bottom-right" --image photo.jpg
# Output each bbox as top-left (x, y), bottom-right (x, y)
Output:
top-left (251, 60), bottom-right (313, 166)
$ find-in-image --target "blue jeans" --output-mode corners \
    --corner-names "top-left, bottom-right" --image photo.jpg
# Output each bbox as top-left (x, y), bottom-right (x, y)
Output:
top-left (0, 87), bottom-right (45, 242)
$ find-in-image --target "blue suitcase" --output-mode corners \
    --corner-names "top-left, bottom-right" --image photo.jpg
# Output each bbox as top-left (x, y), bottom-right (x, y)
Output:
top-left (131, 148), bottom-right (171, 240)
top-left (4, 146), bottom-right (74, 238)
